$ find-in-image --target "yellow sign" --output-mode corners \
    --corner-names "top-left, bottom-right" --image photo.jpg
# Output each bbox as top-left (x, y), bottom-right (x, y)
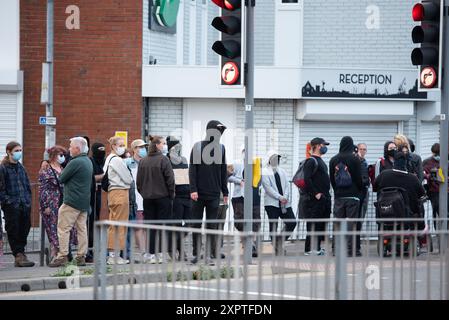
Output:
top-left (253, 157), bottom-right (262, 188)
top-left (438, 167), bottom-right (445, 183)
top-left (115, 131), bottom-right (128, 149)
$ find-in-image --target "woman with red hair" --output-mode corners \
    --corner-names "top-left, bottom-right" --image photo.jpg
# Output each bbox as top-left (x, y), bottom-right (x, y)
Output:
top-left (38, 145), bottom-right (77, 262)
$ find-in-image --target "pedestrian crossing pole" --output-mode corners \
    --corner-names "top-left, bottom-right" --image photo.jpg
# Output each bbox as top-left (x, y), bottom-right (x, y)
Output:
top-left (439, 0), bottom-right (449, 255)
top-left (243, 0), bottom-right (255, 265)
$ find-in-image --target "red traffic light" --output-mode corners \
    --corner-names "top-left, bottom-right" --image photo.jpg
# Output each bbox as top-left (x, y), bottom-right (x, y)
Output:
top-left (412, 2), bottom-right (439, 21)
top-left (211, 0), bottom-right (241, 11)
top-left (412, 3), bottom-right (424, 21)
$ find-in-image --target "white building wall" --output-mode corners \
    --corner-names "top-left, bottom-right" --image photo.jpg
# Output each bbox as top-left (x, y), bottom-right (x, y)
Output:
top-left (148, 98), bottom-right (183, 137)
top-left (303, 0), bottom-right (416, 68)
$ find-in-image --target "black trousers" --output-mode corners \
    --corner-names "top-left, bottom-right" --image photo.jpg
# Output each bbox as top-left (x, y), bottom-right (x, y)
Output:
top-left (264, 206), bottom-right (297, 244)
top-left (305, 221), bottom-right (326, 252)
top-left (2, 204), bottom-right (31, 257)
top-left (143, 197), bottom-right (172, 255)
top-left (333, 198), bottom-right (360, 254)
top-left (171, 197), bottom-right (192, 255)
top-left (87, 188), bottom-right (102, 255)
top-left (191, 198), bottom-right (220, 258)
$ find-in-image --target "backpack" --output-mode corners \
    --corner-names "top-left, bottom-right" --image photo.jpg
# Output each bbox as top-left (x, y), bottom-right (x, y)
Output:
top-left (374, 187), bottom-right (409, 219)
top-left (334, 162), bottom-right (352, 188)
top-left (101, 156), bottom-right (117, 192)
top-left (293, 157), bottom-right (318, 193)
top-left (368, 158), bottom-right (385, 188)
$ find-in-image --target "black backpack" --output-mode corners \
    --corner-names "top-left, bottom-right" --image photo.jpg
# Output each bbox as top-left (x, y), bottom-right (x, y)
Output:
top-left (374, 187), bottom-right (410, 219)
top-left (101, 156), bottom-right (117, 192)
top-left (334, 162), bottom-right (352, 188)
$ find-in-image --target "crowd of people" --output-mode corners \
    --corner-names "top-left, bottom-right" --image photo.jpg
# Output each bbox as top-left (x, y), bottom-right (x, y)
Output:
top-left (0, 120), bottom-right (446, 267)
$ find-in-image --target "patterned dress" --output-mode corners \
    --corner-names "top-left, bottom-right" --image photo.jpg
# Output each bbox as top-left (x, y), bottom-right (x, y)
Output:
top-left (38, 167), bottom-right (77, 252)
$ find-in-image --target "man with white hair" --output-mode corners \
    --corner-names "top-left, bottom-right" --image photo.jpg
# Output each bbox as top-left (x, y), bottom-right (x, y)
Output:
top-left (49, 137), bottom-right (93, 267)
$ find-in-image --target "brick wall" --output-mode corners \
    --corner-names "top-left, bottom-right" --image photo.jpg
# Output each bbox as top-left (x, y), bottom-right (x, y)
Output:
top-left (21, 0), bottom-right (143, 222)
top-left (21, 0), bottom-right (143, 181)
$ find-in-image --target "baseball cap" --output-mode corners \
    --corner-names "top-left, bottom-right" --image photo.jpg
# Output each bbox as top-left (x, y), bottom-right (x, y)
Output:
top-left (310, 137), bottom-right (330, 146)
top-left (131, 139), bottom-right (148, 149)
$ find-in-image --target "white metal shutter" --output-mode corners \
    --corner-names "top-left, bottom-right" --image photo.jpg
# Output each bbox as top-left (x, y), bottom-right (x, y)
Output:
top-left (420, 121), bottom-right (439, 160)
top-left (298, 121), bottom-right (399, 165)
top-left (0, 93), bottom-right (19, 159)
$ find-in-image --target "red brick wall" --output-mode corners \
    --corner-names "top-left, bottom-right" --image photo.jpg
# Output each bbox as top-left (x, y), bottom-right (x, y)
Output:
top-left (21, 0), bottom-right (143, 180)
top-left (21, 0), bottom-right (143, 223)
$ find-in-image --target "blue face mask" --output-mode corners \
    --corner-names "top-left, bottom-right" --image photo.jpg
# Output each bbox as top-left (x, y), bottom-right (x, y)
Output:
top-left (138, 148), bottom-right (148, 158)
top-left (434, 156), bottom-right (441, 161)
top-left (124, 157), bottom-right (134, 168)
top-left (12, 151), bottom-right (22, 162)
top-left (319, 146), bottom-right (328, 155)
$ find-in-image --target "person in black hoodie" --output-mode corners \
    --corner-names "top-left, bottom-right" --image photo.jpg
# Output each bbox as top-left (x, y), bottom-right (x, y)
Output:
top-left (189, 120), bottom-right (229, 264)
top-left (167, 136), bottom-right (191, 261)
top-left (329, 136), bottom-right (363, 256)
top-left (374, 141), bottom-right (397, 179)
top-left (86, 142), bottom-right (106, 262)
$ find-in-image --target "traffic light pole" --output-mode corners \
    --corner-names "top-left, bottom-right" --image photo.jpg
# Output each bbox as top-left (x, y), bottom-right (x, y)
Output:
top-left (439, 0), bottom-right (449, 254)
top-left (46, 0), bottom-right (55, 150)
top-left (243, 0), bottom-right (255, 265)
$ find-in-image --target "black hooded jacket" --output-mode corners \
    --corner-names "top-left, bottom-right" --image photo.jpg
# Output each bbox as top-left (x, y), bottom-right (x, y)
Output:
top-left (329, 136), bottom-right (363, 198)
top-left (189, 120), bottom-right (229, 200)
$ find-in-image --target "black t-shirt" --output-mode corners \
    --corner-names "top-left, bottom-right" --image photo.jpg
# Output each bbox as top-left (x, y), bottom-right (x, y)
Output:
top-left (374, 169), bottom-right (426, 215)
top-left (304, 156), bottom-right (331, 197)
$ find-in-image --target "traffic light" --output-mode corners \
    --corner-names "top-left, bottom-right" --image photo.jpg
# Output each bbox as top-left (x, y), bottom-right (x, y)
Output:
top-left (411, 0), bottom-right (443, 90)
top-left (211, 0), bottom-right (245, 86)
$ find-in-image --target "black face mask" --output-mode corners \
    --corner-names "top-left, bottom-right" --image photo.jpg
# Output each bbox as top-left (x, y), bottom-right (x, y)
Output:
top-left (387, 149), bottom-right (396, 158)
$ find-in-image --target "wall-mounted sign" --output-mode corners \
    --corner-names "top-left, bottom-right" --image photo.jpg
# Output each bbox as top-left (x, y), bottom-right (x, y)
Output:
top-left (301, 68), bottom-right (427, 100)
top-left (148, 0), bottom-right (180, 34)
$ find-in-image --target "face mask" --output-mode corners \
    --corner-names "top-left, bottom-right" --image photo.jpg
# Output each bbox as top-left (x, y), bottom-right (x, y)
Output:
top-left (434, 156), bottom-right (441, 161)
top-left (12, 151), bottom-right (22, 162)
top-left (387, 149), bottom-right (396, 158)
top-left (138, 148), bottom-right (148, 158)
top-left (319, 146), bottom-right (328, 155)
top-left (57, 155), bottom-right (66, 164)
top-left (124, 157), bottom-right (134, 168)
top-left (116, 147), bottom-right (125, 156)
top-left (162, 145), bottom-right (168, 155)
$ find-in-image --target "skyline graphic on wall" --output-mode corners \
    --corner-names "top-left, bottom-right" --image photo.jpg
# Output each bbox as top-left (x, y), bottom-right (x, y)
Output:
top-left (301, 78), bottom-right (428, 100)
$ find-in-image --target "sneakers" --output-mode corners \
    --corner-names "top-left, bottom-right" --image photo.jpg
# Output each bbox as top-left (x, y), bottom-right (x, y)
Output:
top-left (317, 248), bottom-right (326, 256)
top-left (107, 255), bottom-right (129, 265)
top-left (305, 249), bottom-right (325, 256)
top-left (158, 253), bottom-right (171, 264)
top-left (48, 256), bottom-right (68, 268)
top-left (75, 256), bottom-right (86, 267)
top-left (304, 251), bottom-right (313, 256)
top-left (14, 253), bottom-right (35, 267)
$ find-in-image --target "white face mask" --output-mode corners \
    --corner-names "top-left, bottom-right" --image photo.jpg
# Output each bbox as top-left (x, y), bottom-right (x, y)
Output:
top-left (162, 145), bottom-right (168, 155)
top-left (57, 155), bottom-right (66, 164)
top-left (116, 147), bottom-right (126, 156)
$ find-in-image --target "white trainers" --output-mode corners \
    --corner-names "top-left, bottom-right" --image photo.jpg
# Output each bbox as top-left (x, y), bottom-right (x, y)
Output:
top-left (147, 254), bottom-right (157, 264)
top-left (158, 253), bottom-right (171, 264)
top-left (107, 255), bottom-right (129, 265)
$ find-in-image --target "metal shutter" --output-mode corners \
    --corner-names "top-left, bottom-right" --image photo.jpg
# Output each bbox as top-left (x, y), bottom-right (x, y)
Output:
top-left (297, 121), bottom-right (399, 237)
top-left (420, 121), bottom-right (439, 160)
top-left (0, 93), bottom-right (19, 158)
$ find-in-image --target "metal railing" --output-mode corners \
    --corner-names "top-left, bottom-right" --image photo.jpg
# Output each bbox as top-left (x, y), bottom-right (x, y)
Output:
top-left (1, 183), bottom-right (46, 263)
top-left (93, 217), bottom-right (449, 300)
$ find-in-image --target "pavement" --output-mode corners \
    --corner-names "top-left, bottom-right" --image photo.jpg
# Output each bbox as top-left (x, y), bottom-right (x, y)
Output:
top-left (0, 239), bottom-right (445, 298)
